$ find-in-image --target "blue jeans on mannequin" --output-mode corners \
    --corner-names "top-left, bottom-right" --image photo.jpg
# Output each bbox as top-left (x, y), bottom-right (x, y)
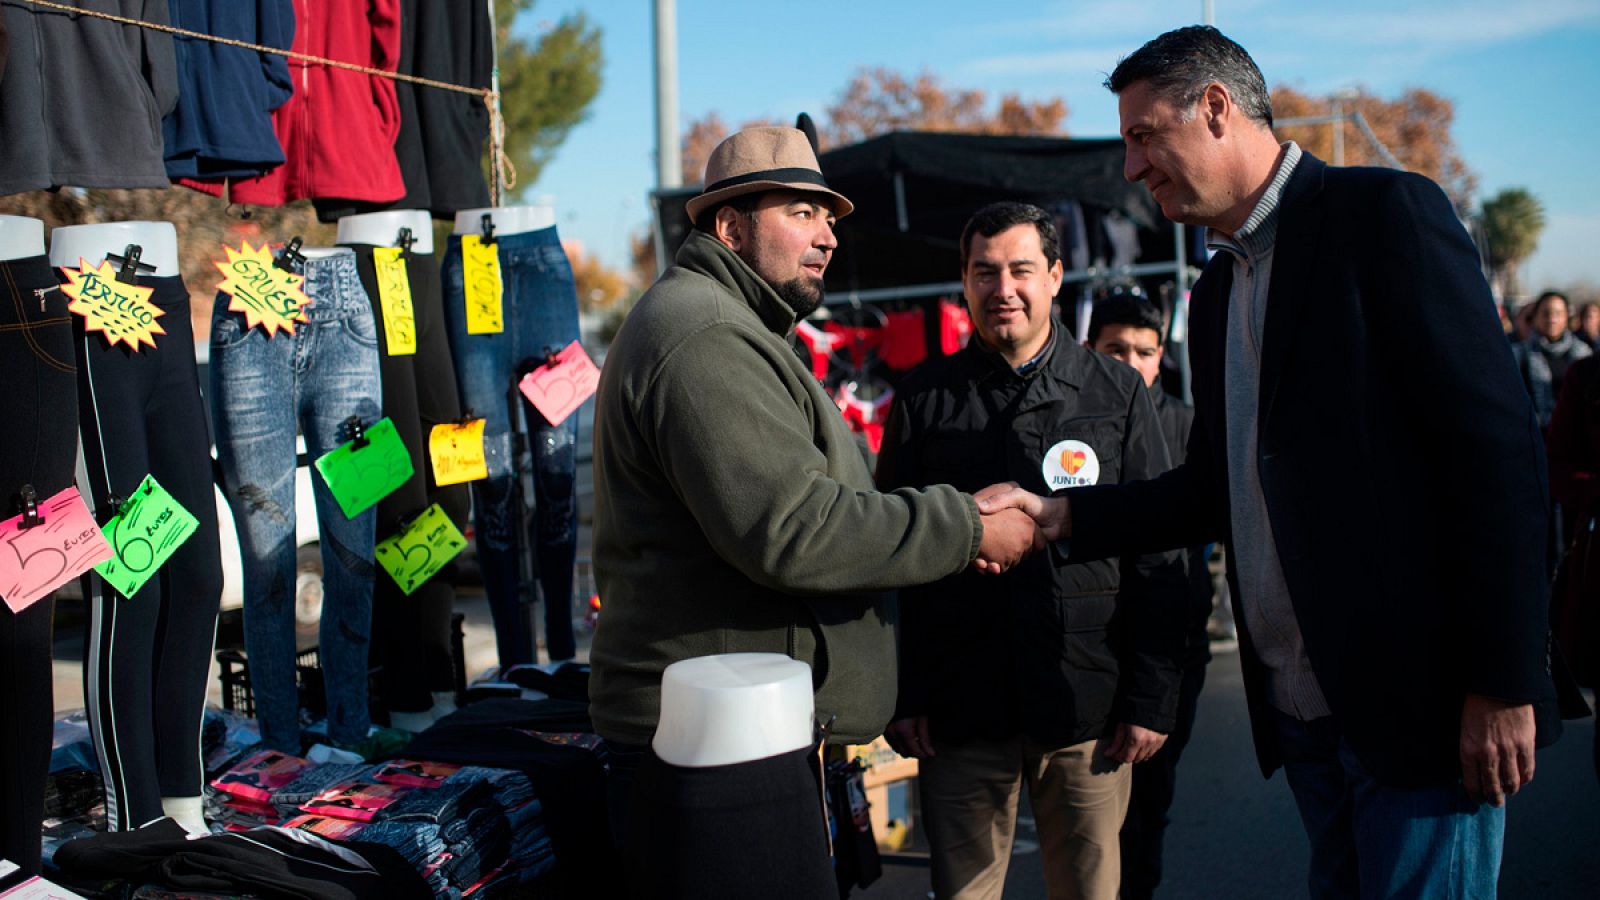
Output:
top-left (1270, 708), bottom-right (1505, 899)
top-left (441, 227), bottom-right (580, 664)
top-left (210, 251), bottom-right (382, 753)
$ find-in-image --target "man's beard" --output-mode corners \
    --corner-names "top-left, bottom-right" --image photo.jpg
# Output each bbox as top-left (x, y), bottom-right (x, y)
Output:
top-left (775, 275), bottom-right (825, 318)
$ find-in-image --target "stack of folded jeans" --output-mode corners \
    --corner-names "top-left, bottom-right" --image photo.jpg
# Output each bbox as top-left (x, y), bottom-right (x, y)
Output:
top-left (269, 763), bottom-right (375, 820)
top-left (445, 766), bottom-right (554, 883)
top-left (354, 820), bottom-right (454, 897)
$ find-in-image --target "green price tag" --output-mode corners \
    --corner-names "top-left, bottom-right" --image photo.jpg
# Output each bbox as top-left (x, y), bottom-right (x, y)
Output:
top-left (313, 417), bottom-right (414, 519)
top-left (374, 503), bottom-right (467, 595)
top-left (93, 474), bottom-right (199, 598)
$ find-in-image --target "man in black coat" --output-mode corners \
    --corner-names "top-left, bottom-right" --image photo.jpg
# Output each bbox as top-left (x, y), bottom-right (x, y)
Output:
top-left (978, 26), bottom-right (1561, 899)
top-left (877, 202), bottom-right (1187, 900)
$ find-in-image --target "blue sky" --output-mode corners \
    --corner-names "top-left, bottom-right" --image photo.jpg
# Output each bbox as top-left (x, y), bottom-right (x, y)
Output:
top-left (521, 0), bottom-right (1600, 291)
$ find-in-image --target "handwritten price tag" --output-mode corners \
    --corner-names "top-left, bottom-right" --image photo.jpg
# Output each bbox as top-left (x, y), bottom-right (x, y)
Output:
top-left (428, 419), bottom-right (488, 486)
top-left (313, 417), bottom-right (414, 519)
top-left (214, 241), bottom-right (312, 337)
top-left (93, 475), bottom-right (199, 599)
top-left (462, 235), bottom-right (504, 335)
top-left (59, 258), bottom-right (166, 351)
top-left (374, 503), bottom-right (466, 595)
top-left (372, 248), bottom-right (416, 356)
top-left (0, 487), bottom-right (113, 614)
top-left (518, 341), bottom-right (599, 427)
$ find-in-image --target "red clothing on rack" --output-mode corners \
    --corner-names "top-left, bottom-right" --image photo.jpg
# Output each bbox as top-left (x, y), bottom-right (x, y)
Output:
top-left (880, 308), bottom-right (928, 372)
top-left (939, 300), bottom-right (973, 355)
top-left (181, 0), bottom-right (404, 207)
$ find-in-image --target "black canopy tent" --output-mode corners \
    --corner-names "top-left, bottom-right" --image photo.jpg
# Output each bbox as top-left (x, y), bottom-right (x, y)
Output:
top-left (650, 130), bottom-right (1186, 300)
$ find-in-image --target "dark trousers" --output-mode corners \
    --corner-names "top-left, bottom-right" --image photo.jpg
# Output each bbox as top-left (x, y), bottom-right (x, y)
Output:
top-left (72, 274), bottom-right (222, 830)
top-left (623, 744), bottom-right (835, 899)
top-left (1120, 659), bottom-right (1207, 900)
top-left (0, 256), bottom-right (77, 875)
top-left (345, 246), bottom-right (470, 713)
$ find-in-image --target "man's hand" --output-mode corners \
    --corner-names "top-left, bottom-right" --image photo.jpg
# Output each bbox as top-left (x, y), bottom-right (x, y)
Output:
top-left (884, 716), bottom-right (935, 760)
top-left (975, 481), bottom-right (1072, 542)
top-left (1459, 693), bottom-right (1536, 807)
top-left (974, 507), bottom-right (1038, 574)
top-left (1104, 723), bottom-right (1168, 765)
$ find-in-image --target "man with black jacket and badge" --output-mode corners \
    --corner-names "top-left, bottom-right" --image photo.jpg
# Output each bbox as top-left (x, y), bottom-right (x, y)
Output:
top-left (876, 202), bottom-right (1188, 900)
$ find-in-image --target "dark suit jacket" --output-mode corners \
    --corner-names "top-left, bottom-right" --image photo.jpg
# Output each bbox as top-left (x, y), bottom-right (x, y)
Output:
top-left (1068, 151), bottom-right (1561, 788)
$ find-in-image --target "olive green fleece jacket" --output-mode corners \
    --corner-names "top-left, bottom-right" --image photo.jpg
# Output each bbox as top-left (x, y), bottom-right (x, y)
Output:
top-left (589, 231), bottom-right (984, 746)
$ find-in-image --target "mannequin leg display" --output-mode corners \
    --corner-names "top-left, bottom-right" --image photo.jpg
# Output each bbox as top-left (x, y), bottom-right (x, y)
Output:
top-left (0, 251), bottom-right (77, 875)
top-left (343, 239), bottom-right (468, 724)
top-left (441, 224), bottom-right (580, 666)
top-left (211, 252), bottom-right (381, 754)
top-left (73, 277), bottom-right (222, 832)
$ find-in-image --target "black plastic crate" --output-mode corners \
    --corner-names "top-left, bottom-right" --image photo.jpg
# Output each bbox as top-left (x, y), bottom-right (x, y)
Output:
top-left (215, 613), bottom-right (468, 721)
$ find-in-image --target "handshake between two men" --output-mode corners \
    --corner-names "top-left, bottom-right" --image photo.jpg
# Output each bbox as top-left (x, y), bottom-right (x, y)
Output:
top-left (970, 482), bottom-right (1071, 575)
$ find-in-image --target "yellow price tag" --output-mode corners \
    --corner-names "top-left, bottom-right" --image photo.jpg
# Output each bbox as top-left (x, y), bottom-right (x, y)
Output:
top-left (59, 259), bottom-right (166, 351)
top-left (214, 241), bottom-right (312, 337)
top-left (462, 235), bottom-right (504, 335)
top-left (373, 247), bottom-right (416, 356)
top-left (428, 418), bottom-right (489, 486)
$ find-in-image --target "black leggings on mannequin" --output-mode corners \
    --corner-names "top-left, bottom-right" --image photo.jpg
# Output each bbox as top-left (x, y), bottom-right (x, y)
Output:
top-left (0, 256), bottom-right (78, 875)
top-left (72, 274), bottom-right (223, 832)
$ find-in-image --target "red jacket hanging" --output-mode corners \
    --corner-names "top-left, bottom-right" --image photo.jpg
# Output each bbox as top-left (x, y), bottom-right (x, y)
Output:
top-left (182, 0), bottom-right (404, 207)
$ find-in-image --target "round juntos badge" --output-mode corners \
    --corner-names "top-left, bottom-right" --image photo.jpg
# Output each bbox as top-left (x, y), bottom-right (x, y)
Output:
top-left (1042, 439), bottom-right (1100, 489)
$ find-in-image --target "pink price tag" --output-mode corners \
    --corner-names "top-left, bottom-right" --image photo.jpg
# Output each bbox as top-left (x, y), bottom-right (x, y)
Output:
top-left (518, 340), bottom-right (599, 427)
top-left (0, 487), bottom-right (114, 614)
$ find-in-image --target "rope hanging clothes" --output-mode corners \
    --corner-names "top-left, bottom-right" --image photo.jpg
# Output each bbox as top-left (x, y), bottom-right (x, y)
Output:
top-left (21, 0), bottom-right (515, 204)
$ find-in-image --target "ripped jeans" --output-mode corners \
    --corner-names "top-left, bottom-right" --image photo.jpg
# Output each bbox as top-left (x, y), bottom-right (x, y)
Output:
top-left (210, 250), bottom-right (382, 751)
top-left (441, 227), bottom-right (580, 664)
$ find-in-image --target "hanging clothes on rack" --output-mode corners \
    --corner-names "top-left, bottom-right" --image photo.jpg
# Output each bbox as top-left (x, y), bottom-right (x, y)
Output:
top-left (318, 0), bottom-right (493, 221)
top-left (939, 298), bottom-right (973, 355)
top-left (0, 0), bottom-right (177, 196)
top-left (163, 0), bottom-right (295, 181)
top-left (180, 0), bottom-right (404, 213)
top-left (880, 306), bottom-right (928, 372)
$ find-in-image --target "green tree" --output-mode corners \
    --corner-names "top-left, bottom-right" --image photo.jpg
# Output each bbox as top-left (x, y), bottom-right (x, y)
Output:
top-left (495, 3), bottom-right (603, 191)
top-left (1480, 188), bottom-right (1546, 304)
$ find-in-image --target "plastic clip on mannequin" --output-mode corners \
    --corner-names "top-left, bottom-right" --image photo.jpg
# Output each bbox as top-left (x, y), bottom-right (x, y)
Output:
top-left (52, 221), bottom-right (222, 837)
top-left (443, 205), bottom-right (584, 670)
top-left (334, 211), bottom-right (467, 732)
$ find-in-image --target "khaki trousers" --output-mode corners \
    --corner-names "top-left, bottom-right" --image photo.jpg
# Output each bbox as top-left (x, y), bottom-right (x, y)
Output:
top-left (919, 734), bottom-right (1131, 900)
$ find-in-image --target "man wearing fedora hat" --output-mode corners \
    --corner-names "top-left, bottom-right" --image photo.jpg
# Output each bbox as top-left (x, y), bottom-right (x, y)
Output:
top-left (589, 125), bottom-right (1038, 790)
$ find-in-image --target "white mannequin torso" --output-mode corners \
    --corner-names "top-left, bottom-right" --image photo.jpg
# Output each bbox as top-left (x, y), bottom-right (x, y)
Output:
top-left (336, 210), bottom-right (435, 254)
top-left (652, 653), bottom-right (815, 767)
top-left (50, 222), bottom-right (180, 275)
top-left (0, 215), bottom-right (46, 261)
top-left (452, 205), bottom-right (556, 237)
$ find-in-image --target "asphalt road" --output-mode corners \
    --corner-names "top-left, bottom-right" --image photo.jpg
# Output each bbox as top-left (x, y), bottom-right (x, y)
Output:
top-left (855, 652), bottom-right (1600, 899)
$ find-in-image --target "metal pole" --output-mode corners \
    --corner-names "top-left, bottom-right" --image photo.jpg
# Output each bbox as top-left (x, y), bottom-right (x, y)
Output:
top-left (1202, 0), bottom-right (1214, 26)
top-left (1331, 96), bottom-right (1345, 167)
top-left (653, 0), bottom-right (682, 188)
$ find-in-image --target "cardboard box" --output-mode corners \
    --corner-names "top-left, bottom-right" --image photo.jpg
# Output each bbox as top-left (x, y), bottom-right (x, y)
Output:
top-left (846, 736), bottom-right (918, 789)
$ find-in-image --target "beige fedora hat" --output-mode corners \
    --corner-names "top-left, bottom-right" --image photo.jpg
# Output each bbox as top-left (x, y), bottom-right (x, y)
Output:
top-left (684, 126), bottom-right (854, 223)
